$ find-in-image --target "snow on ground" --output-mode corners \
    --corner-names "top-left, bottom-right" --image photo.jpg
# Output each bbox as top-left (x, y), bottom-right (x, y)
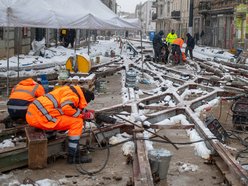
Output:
top-left (176, 161), bottom-right (199, 173)
top-left (0, 139), bottom-right (15, 149)
top-left (0, 173), bottom-right (60, 186)
top-left (0, 38), bottom-right (241, 182)
top-left (154, 114), bottom-right (191, 126)
top-left (183, 45), bottom-right (236, 62)
top-left (0, 38), bottom-right (237, 80)
top-left (194, 97), bottom-right (220, 117)
top-left (186, 128), bottom-right (211, 159)
top-left (0, 38), bottom-right (122, 78)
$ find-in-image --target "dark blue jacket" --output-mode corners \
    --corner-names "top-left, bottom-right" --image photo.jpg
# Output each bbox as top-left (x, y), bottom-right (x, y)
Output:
top-left (153, 31), bottom-right (164, 48)
top-left (186, 33), bottom-right (195, 49)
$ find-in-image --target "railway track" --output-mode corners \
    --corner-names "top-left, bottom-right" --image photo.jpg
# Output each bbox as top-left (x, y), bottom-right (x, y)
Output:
top-left (1, 42), bottom-right (248, 185)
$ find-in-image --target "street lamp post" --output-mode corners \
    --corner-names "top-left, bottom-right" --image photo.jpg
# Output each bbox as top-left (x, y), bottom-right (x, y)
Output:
top-left (188, 0), bottom-right (194, 35)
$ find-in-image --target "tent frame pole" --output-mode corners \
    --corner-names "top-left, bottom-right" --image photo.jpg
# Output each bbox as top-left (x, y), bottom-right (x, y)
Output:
top-left (17, 27), bottom-right (21, 79)
top-left (6, 7), bottom-right (11, 97)
top-left (141, 30), bottom-right (144, 78)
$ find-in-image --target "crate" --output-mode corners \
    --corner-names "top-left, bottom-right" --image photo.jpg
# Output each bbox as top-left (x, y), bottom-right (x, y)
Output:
top-left (56, 73), bottom-right (96, 91)
top-left (25, 126), bottom-right (47, 169)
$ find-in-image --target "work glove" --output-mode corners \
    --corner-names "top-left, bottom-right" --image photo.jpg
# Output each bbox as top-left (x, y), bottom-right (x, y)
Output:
top-left (82, 109), bottom-right (95, 120)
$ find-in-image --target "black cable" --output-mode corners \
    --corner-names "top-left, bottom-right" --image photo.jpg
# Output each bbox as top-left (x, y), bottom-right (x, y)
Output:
top-left (75, 121), bottom-right (110, 175)
top-left (85, 136), bottom-right (219, 151)
top-left (226, 130), bottom-right (248, 161)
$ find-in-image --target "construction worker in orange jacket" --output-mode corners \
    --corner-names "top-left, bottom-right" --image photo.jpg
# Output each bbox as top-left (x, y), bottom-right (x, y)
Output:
top-left (26, 85), bottom-right (95, 164)
top-left (171, 38), bottom-right (184, 64)
top-left (7, 78), bottom-right (45, 121)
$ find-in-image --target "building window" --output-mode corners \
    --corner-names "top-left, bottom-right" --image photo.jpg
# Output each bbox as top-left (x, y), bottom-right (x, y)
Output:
top-left (0, 28), bottom-right (3, 40)
top-left (22, 27), bottom-right (28, 37)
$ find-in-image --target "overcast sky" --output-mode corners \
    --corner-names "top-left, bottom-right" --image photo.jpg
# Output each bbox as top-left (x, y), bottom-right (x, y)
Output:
top-left (116, 0), bottom-right (147, 13)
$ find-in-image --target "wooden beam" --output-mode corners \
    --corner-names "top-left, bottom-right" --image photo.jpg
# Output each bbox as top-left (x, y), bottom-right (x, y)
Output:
top-left (133, 133), bottom-right (154, 186)
top-left (150, 124), bottom-right (194, 129)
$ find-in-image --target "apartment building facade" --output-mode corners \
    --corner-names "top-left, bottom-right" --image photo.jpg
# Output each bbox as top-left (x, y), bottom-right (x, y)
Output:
top-left (137, 0), bottom-right (156, 35)
top-left (0, 0), bottom-right (118, 59)
top-left (154, 0), bottom-right (248, 49)
top-left (155, 0), bottom-right (190, 37)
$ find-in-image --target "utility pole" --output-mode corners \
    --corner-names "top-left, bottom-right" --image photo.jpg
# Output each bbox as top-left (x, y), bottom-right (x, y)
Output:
top-left (180, 0), bottom-right (182, 36)
top-left (188, 0), bottom-right (194, 35)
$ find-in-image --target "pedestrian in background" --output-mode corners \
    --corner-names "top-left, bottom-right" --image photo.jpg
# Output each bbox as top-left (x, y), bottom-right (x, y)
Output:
top-left (64, 29), bottom-right (76, 48)
top-left (185, 33), bottom-right (195, 60)
top-left (152, 30), bottom-right (164, 63)
top-left (200, 30), bottom-right (205, 45)
top-left (60, 29), bottom-right (68, 46)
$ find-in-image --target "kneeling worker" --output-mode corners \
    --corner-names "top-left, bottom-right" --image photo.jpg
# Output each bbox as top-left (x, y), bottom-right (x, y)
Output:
top-left (171, 37), bottom-right (184, 64)
top-left (7, 78), bottom-right (45, 121)
top-left (26, 85), bottom-right (95, 164)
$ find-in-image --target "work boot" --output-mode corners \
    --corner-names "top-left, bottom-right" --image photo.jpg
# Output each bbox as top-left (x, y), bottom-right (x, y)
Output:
top-left (67, 136), bottom-right (92, 164)
top-left (67, 154), bottom-right (92, 164)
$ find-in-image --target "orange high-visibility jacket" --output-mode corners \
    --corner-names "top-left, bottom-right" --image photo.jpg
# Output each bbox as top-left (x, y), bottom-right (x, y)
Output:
top-left (26, 85), bottom-right (87, 129)
top-left (7, 78), bottom-right (45, 110)
top-left (172, 38), bottom-right (184, 48)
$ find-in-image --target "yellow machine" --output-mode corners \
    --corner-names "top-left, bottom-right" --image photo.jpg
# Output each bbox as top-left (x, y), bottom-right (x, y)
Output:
top-left (54, 54), bottom-right (95, 91)
top-left (65, 55), bottom-right (91, 73)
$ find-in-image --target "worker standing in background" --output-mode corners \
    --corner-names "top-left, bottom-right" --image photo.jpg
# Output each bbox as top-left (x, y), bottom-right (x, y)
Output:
top-left (171, 37), bottom-right (184, 65)
top-left (165, 29), bottom-right (178, 46)
top-left (7, 78), bottom-right (45, 121)
top-left (185, 33), bottom-right (195, 60)
top-left (59, 28), bottom-right (68, 46)
top-left (152, 30), bottom-right (164, 63)
top-left (64, 29), bottom-right (76, 48)
top-left (26, 85), bottom-right (95, 164)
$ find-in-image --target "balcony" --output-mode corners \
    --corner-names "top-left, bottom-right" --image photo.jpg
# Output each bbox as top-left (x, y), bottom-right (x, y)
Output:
top-left (198, 1), bottom-right (211, 14)
top-left (171, 11), bottom-right (180, 20)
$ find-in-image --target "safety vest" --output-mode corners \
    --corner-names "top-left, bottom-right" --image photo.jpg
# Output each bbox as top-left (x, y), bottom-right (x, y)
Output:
top-left (172, 38), bottom-right (184, 48)
top-left (26, 85), bottom-right (87, 128)
top-left (61, 29), bottom-right (67, 35)
top-left (166, 33), bottom-right (178, 44)
top-left (7, 78), bottom-right (45, 110)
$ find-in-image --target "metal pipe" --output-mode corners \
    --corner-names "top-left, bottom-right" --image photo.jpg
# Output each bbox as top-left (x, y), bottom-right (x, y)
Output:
top-left (141, 30), bottom-right (144, 78)
top-left (6, 7), bottom-right (11, 96)
top-left (114, 114), bottom-right (179, 150)
top-left (188, 0), bottom-right (194, 35)
top-left (17, 27), bottom-right (21, 79)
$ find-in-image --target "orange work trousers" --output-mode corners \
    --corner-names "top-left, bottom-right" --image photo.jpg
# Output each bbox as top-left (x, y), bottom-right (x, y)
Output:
top-left (27, 115), bottom-right (84, 137)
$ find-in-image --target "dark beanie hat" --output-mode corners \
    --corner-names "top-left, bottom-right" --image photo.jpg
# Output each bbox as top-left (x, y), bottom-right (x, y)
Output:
top-left (82, 88), bottom-right (95, 103)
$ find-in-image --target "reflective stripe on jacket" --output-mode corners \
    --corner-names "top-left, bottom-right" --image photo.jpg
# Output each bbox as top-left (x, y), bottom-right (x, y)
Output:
top-left (7, 78), bottom-right (45, 109)
top-left (26, 85), bottom-right (87, 128)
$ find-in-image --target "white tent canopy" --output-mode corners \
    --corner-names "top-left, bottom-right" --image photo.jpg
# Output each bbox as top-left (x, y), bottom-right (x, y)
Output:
top-left (0, 0), bottom-right (141, 95)
top-left (122, 18), bottom-right (142, 29)
top-left (0, 0), bottom-right (140, 30)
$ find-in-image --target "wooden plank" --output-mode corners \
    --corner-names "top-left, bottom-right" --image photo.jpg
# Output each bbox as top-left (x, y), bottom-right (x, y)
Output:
top-left (215, 142), bottom-right (248, 185)
top-left (150, 124), bottom-right (194, 130)
top-left (214, 156), bottom-right (241, 186)
top-left (0, 137), bottom-right (65, 172)
top-left (25, 127), bottom-right (47, 169)
top-left (133, 133), bottom-right (154, 186)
